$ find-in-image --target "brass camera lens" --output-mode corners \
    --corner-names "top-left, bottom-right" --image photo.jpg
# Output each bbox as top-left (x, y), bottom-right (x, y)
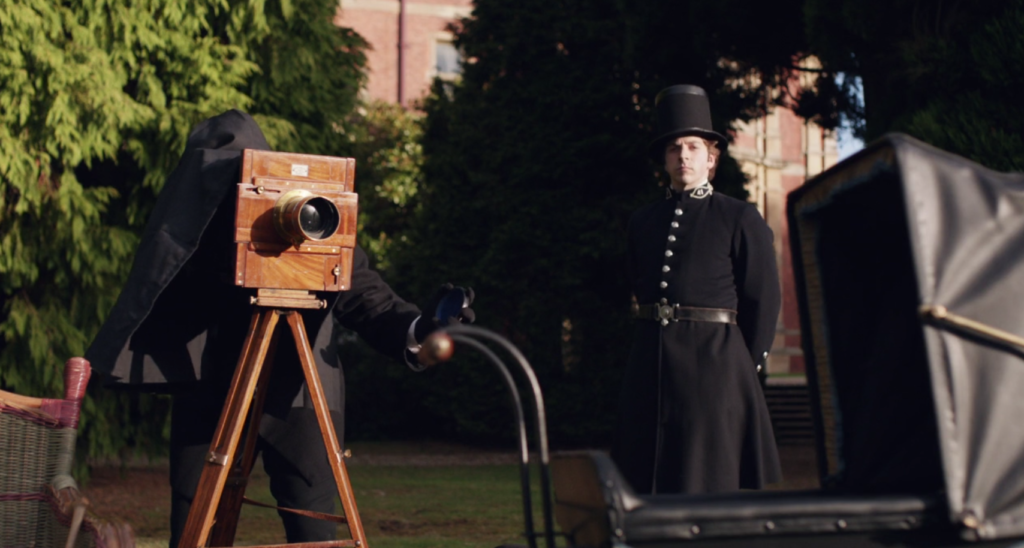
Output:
top-left (273, 190), bottom-right (341, 243)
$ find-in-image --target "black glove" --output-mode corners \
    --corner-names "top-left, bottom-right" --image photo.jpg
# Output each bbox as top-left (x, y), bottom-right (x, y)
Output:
top-left (414, 283), bottom-right (476, 344)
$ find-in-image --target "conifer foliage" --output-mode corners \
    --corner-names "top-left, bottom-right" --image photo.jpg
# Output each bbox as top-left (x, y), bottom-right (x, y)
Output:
top-left (338, 100), bottom-right (424, 272)
top-left (0, 0), bottom-right (366, 461)
top-left (801, 0), bottom-right (1024, 171)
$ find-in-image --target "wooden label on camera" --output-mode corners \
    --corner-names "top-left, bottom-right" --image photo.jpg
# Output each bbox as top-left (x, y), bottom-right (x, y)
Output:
top-left (233, 150), bottom-right (358, 292)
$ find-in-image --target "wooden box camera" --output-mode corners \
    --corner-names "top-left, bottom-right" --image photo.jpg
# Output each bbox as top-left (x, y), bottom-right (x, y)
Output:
top-left (233, 149), bottom-right (358, 292)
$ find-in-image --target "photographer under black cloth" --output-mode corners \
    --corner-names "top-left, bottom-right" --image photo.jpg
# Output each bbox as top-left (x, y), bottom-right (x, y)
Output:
top-left (85, 110), bottom-right (473, 545)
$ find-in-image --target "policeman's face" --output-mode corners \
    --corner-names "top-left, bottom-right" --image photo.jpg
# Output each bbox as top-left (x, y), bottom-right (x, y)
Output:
top-left (664, 135), bottom-right (716, 191)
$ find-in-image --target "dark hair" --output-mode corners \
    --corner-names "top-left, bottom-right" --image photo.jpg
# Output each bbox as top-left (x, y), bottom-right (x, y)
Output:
top-left (704, 138), bottom-right (721, 181)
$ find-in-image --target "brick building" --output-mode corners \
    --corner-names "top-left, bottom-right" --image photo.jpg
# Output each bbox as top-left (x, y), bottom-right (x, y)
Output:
top-left (335, 0), bottom-right (472, 106)
top-left (335, 0), bottom-right (838, 377)
top-left (731, 70), bottom-right (840, 377)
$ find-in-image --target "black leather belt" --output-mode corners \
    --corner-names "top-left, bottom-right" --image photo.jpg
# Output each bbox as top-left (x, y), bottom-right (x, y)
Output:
top-left (635, 304), bottom-right (737, 324)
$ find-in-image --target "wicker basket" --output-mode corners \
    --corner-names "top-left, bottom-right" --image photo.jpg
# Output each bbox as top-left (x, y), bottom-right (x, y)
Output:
top-left (0, 358), bottom-right (135, 548)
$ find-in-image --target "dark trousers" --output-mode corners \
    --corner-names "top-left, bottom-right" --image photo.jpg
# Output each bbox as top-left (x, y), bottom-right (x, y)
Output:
top-left (168, 383), bottom-right (337, 547)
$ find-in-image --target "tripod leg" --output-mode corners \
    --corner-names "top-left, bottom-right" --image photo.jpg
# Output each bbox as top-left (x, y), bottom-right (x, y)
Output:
top-left (209, 317), bottom-right (284, 546)
top-left (285, 312), bottom-right (368, 547)
top-left (179, 309), bottom-right (282, 548)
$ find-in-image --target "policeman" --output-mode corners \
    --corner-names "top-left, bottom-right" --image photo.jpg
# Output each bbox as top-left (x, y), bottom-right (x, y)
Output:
top-left (611, 85), bottom-right (782, 494)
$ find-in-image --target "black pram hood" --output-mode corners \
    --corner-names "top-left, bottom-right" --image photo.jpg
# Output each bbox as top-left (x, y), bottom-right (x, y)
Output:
top-left (787, 133), bottom-right (1024, 541)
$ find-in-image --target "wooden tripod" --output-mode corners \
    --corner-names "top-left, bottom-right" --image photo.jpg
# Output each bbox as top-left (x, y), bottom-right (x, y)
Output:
top-left (178, 289), bottom-right (367, 548)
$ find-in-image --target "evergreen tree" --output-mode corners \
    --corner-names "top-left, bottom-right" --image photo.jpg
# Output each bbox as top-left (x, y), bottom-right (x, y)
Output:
top-left (800, 0), bottom-right (1024, 171)
top-left (212, 0), bottom-right (368, 155)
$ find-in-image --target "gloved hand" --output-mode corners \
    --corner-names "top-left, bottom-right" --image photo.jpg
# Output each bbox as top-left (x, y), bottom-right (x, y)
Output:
top-left (414, 283), bottom-right (476, 344)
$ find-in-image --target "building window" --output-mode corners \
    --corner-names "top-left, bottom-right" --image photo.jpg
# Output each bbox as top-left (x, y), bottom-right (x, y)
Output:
top-left (434, 35), bottom-right (462, 81)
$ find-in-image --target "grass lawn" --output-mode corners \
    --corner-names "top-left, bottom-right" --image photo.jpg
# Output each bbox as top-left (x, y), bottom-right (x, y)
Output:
top-left (88, 443), bottom-right (816, 548)
top-left (90, 448), bottom-right (545, 548)
top-left (226, 464), bottom-right (543, 548)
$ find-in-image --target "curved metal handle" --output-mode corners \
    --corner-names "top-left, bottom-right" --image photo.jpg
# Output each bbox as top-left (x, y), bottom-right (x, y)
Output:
top-left (422, 325), bottom-right (557, 548)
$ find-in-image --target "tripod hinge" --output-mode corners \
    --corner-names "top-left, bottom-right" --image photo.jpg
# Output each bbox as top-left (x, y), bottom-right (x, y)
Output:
top-left (207, 451), bottom-right (229, 466)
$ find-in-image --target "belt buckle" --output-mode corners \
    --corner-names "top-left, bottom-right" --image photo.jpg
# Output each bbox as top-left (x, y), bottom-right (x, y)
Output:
top-left (658, 304), bottom-right (675, 322)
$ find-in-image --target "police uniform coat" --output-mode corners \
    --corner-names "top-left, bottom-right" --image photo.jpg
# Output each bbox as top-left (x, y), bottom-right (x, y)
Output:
top-left (611, 184), bottom-right (782, 494)
top-left (85, 110), bottom-right (421, 477)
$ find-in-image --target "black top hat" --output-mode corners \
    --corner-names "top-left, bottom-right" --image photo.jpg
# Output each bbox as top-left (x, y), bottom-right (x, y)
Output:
top-left (649, 85), bottom-right (729, 160)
